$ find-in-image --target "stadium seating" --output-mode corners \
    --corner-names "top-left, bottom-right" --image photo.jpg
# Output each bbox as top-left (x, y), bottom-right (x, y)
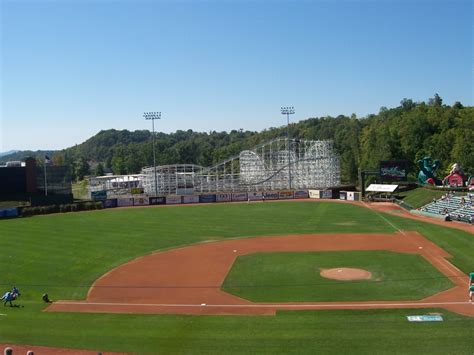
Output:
top-left (420, 194), bottom-right (473, 223)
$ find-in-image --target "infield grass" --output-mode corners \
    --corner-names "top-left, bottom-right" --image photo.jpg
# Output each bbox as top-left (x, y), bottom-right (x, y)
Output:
top-left (222, 251), bottom-right (453, 302)
top-left (0, 200), bottom-right (473, 353)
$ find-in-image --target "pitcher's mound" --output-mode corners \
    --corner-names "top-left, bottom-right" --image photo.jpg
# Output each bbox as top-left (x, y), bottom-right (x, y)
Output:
top-left (320, 268), bottom-right (372, 281)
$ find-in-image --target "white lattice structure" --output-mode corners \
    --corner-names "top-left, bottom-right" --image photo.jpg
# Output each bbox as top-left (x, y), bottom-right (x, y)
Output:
top-left (89, 174), bottom-right (143, 196)
top-left (141, 138), bottom-right (340, 195)
top-left (141, 164), bottom-right (202, 195)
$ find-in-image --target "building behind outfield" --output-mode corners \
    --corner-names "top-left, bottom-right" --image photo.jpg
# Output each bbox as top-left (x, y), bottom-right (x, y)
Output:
top-left (0, 158), bottom-right (72, 204)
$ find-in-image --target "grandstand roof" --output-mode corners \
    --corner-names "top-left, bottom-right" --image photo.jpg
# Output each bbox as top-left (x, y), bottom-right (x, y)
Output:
top-left (366, 184), bottom-right (398, 193)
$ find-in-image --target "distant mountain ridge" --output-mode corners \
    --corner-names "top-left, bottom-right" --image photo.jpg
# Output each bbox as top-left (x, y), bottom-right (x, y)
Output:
top-left (0, 150), bottom-right (20, 158)
top-left (0, 150), bottom-right (56, 164)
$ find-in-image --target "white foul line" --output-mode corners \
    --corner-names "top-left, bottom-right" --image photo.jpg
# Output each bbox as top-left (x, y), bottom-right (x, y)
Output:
top-left (361, 201), bottom-right (405, 235)
top-left (361, 201), bottom-right (465, 277)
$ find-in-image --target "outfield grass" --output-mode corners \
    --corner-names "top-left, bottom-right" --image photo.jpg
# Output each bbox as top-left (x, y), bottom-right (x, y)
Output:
top-left (0, 201), bottom-right (473, 353)
top-left (0, 202), bottom-right (395, 300)
top-left (222, 251), bottom-right (453, 302)
top-left (0, 305), bottom-right (472, 354)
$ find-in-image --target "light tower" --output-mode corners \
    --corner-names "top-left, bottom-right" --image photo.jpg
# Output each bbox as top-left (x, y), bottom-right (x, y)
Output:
top-left (280, 106), bottom-right (295, 189)
top-left (144, 112), bottom-right (161, 197)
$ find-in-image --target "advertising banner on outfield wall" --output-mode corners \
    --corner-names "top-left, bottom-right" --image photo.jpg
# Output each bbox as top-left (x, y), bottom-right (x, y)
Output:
top-left (133, 197), bottom-right (149, 206)
top-left (216, 193), bottom-right (232, 202)
top-left (353, 192), bottom-right (361, 201)
top-left (339, 192), bottom-right (347, 200)
top-left (263, 191), bottom-right (279, 200)
top-left (91, 190), bottom-right (107, 201)
top-left (199, 194), bottom-right (217, 203)
top-left (232, 192), bottom-right (248, 201)
top-left (149, 197), bottom-right (166, 205)
top-left (0, 208), bottom-right (18, 218)
top-left (294, 190), bottom-right (309, 199)
top-left (279, 190), bottom-right (294, 199)
top-left (248, 192), bottom-right (263, 201)
top-left (182, 195), bottom-right (200, 204)
top-left (309, 189), bottom-right (320, 199)
top-left (320, 190), bottom-right (333, 199)
top-left (103, 199), bottom-right (118, 208)
top-left (346, 192), bottom-right (355, 201)
top-left (166, 196), bottom-right (182, 204)
top-left (117, 198), bottom-right (134, 207)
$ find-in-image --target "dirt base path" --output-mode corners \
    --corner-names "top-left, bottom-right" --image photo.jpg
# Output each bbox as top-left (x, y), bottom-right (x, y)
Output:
top-left (0, 343), bottom-right (125, 355)
top-left (47, 231), bottom-right (473, 317)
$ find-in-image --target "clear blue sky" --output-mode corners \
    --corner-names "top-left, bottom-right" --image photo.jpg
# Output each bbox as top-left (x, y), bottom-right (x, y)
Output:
top-left (1, 0), bottom-right (472, 151)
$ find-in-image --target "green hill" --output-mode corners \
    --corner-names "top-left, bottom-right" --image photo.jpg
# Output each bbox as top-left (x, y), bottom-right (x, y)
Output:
top-left (3, 95), bottom-right (473, 184)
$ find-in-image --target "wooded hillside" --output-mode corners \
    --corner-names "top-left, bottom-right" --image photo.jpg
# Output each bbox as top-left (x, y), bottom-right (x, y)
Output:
top-left (4, 95), bottom-right (473, 183)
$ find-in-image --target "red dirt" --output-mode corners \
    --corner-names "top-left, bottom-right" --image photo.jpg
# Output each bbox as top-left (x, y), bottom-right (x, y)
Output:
top-left (47, 230), bottom-right (474, 317)
top-left (0, 343), bottom-right (125, 354)
top-left (320, 268), bottom-right (372, 280)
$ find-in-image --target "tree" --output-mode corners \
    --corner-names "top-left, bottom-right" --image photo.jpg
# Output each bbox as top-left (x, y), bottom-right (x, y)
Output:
top-left (428, 93), bottom-right (443, 107)
top-left (453, 101), bottom-right (463, 110)
top-left (52, 154), bottom-right (65, 166)
top-left (400, 98), bottom-right (415, 110)
top-left (74, 157), bottom-right (90, 181)
top-left (111, 156), bottom-right (127, 175)
top-left (95, 163), bottom-right (105, 176)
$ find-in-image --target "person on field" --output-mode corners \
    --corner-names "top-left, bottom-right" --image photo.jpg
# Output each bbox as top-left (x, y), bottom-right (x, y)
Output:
top-left (1, 291), bottom-right (14, 307)
top-left (12, 286), bottom-right (20, 297)
top-left (42, 293), bottom-right (52, 303)
top-left (470, 285), bottom-right (474, 302)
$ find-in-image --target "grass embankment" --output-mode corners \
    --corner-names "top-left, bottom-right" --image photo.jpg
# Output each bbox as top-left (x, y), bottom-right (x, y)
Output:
top-left (396, 188), bottom-right (447, 208)
top-left (222, 251), bottom-right (453, 302)
top-left (0, 201), bottom-right (472, 353)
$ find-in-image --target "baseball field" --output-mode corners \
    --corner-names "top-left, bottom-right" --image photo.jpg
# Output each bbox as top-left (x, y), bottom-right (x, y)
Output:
top-left (0, 200), bottom-right (473, 354)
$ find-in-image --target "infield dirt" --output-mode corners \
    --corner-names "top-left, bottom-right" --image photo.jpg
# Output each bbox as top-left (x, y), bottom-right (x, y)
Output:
top-left (47, 229), bottom-right (474, 317)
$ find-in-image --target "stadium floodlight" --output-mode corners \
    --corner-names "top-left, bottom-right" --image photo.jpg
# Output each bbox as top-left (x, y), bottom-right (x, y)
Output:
top-left (144, 111), bottom-right (162, 197)
top-left (281, 106), bottom-right (295, 190)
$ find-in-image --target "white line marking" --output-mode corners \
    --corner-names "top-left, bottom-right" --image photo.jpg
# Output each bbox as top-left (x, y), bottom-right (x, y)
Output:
top-left (54, 301), bottom-right (471, 308)
top-left (362, 201), bottom-right (404, 235)
top-left (0, 314), bottom-right (7, 316)
top-left (362, 202), bottom-right (466, 277)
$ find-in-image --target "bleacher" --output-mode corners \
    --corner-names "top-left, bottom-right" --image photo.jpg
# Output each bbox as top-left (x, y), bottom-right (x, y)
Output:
top-left (420, 194), bottom-right (474, 223)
